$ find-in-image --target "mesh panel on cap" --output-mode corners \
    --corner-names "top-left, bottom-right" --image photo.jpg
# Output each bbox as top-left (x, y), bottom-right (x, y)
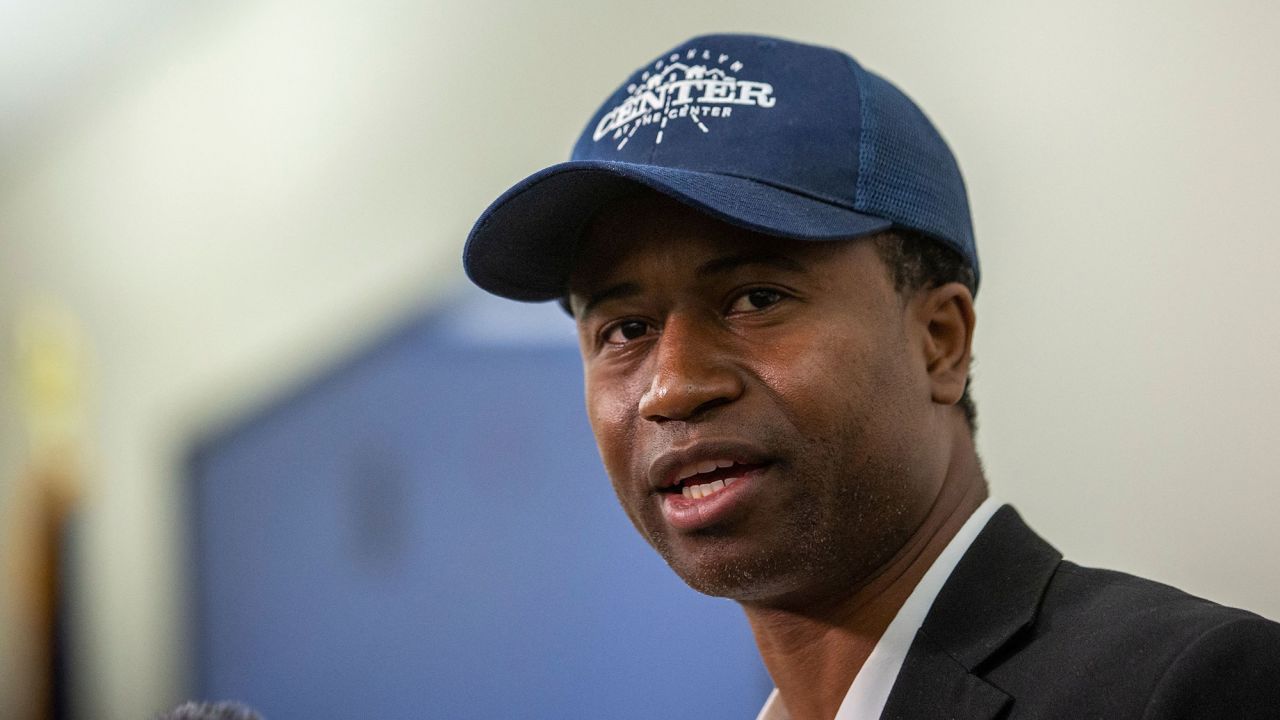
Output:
top-left (853, 64), bottom-right (977, 274)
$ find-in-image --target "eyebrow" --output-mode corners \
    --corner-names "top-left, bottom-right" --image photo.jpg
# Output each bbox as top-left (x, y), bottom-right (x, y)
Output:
top-left (576, 251), bottom-right (808, 318)
top-left (577, 282), bottom-right (641, 319)
top-left (695, 251), bottom-right (807, 278)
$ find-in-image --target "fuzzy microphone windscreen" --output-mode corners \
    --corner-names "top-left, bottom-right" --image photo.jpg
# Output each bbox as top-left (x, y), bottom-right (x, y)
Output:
top-left (156, 701), bottom-right (263, 720)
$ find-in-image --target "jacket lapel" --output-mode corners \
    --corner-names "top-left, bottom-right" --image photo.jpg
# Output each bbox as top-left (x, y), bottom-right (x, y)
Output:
top-left (879, 505), bottom-right (1062, 720)
top-left (878, 639), bottom-right (1010, 720)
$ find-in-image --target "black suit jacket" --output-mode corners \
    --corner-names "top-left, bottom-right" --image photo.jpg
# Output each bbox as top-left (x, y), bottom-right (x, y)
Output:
top-left (880, 506), bottom-right (1280, 719)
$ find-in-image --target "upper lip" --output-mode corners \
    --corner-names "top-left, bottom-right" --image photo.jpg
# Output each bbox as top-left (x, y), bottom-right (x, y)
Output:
top-left (648, 439), bottom-right (773, 491)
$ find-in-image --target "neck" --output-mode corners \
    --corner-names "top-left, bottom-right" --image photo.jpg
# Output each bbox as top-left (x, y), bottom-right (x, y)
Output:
top-left (741, 428), bottom-right (988, 720)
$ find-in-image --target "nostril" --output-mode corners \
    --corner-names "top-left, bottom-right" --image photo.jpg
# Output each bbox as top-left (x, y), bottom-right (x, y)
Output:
top-left (641, 387), bottom-right (737, 423)
top-left (690, 396), bottom-right (732, 418)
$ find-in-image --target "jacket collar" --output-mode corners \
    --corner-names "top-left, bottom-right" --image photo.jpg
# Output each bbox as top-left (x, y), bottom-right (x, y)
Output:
top-left (879, 505), bottom-right (1062, 719)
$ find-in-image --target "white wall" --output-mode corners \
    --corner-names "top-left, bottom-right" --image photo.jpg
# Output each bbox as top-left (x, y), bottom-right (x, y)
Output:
top-left (1, 1), bottom-right (1277, 718)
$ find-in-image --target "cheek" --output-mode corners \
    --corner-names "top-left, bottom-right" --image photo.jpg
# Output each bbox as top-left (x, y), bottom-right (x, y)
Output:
top-left (754, 328), bottom-right (878, 423)
top-left (584, 374), bottom-right (656, 535)
top-left (584, 373), bottom-right (641, 477)
top-left (750, 319), bottom-right (917, 449)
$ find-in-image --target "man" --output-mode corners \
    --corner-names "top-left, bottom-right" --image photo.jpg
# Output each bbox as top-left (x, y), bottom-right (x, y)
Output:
top-left (463, 34), bottom-right (1279, 718)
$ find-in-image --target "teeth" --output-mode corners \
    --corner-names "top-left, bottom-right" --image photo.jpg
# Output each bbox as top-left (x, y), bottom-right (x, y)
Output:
top-left (680, 476), bottom-right (734, 500)
top-left (678, 459), bottom-right (736, 482)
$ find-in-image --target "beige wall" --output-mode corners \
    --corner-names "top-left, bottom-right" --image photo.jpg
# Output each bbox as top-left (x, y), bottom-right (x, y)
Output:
top-left (1, 1), bottom-right (1277, 718)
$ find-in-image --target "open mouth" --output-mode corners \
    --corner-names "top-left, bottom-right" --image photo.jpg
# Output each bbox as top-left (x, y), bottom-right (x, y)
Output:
top-left (662, 461), bottom-right (768, 500)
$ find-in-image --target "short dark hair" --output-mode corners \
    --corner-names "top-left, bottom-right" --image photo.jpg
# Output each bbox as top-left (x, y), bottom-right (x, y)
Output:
top-left (872, 230), bottom-right (978, 433)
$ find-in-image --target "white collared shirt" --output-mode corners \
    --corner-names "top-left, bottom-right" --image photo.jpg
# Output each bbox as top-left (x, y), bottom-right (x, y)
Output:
top-left (755, 498), bottom-right (1001, 720)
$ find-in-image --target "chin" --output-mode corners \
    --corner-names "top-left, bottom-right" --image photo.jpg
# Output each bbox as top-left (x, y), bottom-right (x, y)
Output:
top-left (655, 519), bottom-right (915, 610)
top-left (672, 560), bottom-right (846, 610)
top-left (655, 536), bottom-right (823, 605)
top-left (671, 563), bottom-right (781, 601)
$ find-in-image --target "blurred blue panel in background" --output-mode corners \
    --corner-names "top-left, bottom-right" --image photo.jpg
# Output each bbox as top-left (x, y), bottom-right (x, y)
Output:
top-left (187, 288), bottom-right (772, 719)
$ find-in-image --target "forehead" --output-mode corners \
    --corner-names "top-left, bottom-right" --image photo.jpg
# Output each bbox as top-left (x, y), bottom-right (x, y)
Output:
top-left (568, 192), bottom-right (860, 296)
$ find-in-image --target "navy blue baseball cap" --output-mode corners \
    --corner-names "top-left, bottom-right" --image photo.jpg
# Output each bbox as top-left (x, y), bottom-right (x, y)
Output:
top-left (464, 33), bottom-right (977, 301)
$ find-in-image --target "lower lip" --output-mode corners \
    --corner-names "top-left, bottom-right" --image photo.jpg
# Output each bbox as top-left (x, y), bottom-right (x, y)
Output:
top-left (659, 465), bottom-right (769, 532)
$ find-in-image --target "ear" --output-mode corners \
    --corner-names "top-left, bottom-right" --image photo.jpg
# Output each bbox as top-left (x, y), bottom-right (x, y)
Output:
top-left (914, 283), bottom-right (975, 407)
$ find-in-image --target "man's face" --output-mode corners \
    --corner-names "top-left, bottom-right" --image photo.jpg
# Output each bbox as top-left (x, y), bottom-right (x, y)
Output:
top-left (569, 194), bottom-right (949, 609)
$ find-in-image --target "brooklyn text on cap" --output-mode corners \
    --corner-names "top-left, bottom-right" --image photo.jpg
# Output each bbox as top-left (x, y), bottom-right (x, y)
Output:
top-left (463, 33), bottom-right (977, 302)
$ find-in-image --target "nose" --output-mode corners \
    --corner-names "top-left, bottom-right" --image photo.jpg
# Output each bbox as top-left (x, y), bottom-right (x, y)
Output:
top-left (638, 316), bottom-right (743, 422)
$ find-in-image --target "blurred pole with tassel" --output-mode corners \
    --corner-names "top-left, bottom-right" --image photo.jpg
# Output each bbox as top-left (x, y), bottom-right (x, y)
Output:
top-left (4, 300), bottom-right (89, 720)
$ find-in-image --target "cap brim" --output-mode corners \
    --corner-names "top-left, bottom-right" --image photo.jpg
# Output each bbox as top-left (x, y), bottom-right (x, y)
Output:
top-left (463, 160), bottom-right (893, 302)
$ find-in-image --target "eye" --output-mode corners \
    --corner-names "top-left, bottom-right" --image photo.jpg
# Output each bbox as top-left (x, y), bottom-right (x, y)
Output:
top-left (603, 319), bottom-right (652, 345)
top-left (728, 288), bottom-right (785, 313)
